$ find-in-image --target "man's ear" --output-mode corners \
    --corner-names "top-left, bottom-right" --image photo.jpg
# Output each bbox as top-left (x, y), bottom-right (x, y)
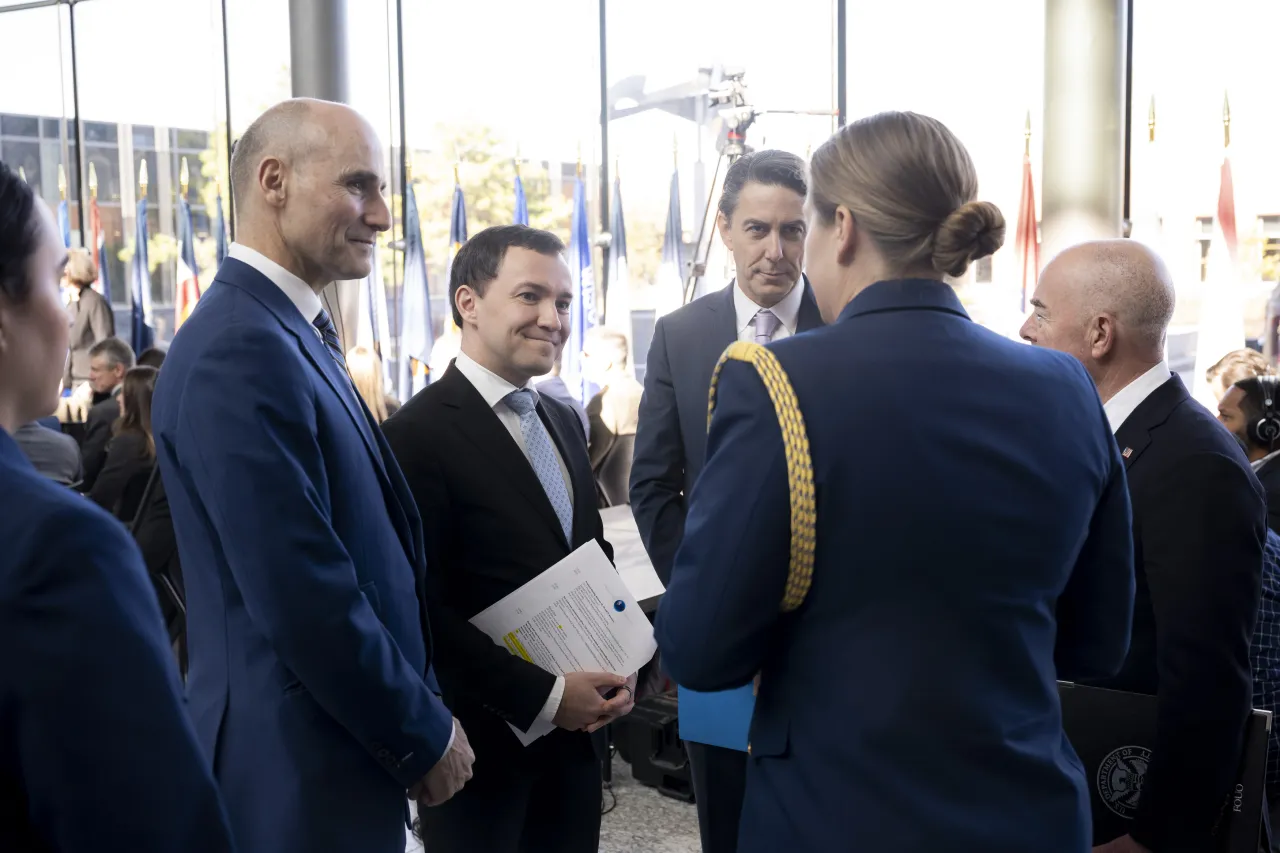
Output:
top-left (259, 157), bottom-right (287, 209)
top-left (716, 210), bottom-right (733, 253)
top-left (455, 285), bottom-right (477, 327)
top-left (1088, 314), bottom-right (1116, 361)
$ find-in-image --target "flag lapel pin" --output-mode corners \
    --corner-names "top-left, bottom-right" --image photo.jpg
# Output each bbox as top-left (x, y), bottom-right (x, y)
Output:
top-left (1122, 447), bottom-right (1133, 459)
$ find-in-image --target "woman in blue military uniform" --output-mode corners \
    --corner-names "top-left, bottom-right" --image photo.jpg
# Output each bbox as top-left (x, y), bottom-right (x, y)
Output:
top-left (656, 112), bottom-right (1136, 852)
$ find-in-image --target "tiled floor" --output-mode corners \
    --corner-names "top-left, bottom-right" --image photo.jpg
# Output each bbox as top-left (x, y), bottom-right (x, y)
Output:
top-left (405, 755), bottom-right (701, 852)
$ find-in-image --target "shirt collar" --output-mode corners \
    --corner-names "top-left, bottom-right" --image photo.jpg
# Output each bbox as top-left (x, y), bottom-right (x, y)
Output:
top-left (1254, 448), bottom-right (1280, 472)
top-left (1103, 361), bottom-right (1172, 434)
top-left (453, 350), bottom-right (535, 410)
top-left (733, 276), bottom-right (805, 337)
top-left (228, 243), bottom-right (324, 325)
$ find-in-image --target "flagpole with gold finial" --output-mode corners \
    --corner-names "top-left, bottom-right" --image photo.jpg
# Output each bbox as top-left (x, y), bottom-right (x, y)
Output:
top-left (576, 142), bottom-right (583, 179)
top-left (1024, 110), bottom-right (1032, 158)
top-left (515, 144), bottom-right (522, 178)
top-left (673, 134), bottom-right (679, 171)
top-left (89, 163), bottom-right (98, 201)
top-left (139, 159), bottom-right (149, 200)
top-left (18, 167), bottom-right (27, 183)
top-left (180, 157), bottom-right (191, 201)
top-left (58, 164), bottom-right (67, 202)
top-left (453, 161), bottom-right (460, 186)
top-left (1148, 96), bottom-right (1156, 143)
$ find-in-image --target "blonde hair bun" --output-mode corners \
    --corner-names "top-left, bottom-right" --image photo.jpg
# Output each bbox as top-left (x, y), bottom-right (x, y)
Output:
top-left (931, 201), bottom-right (1006, 278)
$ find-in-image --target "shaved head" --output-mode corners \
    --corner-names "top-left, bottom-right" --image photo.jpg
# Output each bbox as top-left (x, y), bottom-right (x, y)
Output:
top-left (1021, 239), bottom-right (1175, 399)
top-left (228, 98), bottom-right (390, 290)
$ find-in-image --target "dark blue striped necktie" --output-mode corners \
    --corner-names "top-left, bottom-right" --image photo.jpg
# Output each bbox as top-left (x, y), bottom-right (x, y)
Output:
top-left (312, 309), bottom-right (347, 373)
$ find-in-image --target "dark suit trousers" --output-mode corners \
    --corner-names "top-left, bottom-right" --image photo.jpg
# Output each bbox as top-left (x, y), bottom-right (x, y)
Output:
top-left (686, 741), bottom-right (748, 853)
top-left (419, 738), bottom-right (602, 853)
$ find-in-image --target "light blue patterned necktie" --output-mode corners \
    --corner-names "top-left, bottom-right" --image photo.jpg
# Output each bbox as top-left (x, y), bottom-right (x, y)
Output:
top-left (504, 389), bottom-right (574, 543)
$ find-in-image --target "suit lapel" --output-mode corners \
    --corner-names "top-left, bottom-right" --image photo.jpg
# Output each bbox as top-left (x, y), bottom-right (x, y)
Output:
top-left (215, 260), bottom-right (416, 559)
top-left (1113, 375), bottom-right (1187, 472)
top-left (709, 282), bottom-right (740, 350)
top-left (439, 367), bottom-right (570, 548)
top-left (797, 276), bottom-right (824, 332)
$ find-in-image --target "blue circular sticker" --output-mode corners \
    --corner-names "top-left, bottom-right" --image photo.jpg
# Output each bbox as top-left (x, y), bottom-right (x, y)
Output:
top-left (613, 600), bottom-right (626, 612)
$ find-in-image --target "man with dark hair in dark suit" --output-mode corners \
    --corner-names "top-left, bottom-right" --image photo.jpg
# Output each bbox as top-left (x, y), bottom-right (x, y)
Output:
top-left (1023, 239), bottom-right (1266, 853)
top-left (1218, 375), bottom-right (1280, 536)
top-left (385, 224), bottom-right (636, 853)
top-left (629, 149), bottom-right (824, 853)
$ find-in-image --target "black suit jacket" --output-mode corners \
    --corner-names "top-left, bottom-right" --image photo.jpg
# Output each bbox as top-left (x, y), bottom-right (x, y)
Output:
top-left (383, 363), bottom-right (615, 765)
top-left (79, 394), bottom-right (119, 492)
top-left (1100, 375), bottom-right (1265, 850)
top-left (88, 430), bottom-right (154, 522)
top-left (629, 278), bottom-right (824, 582)
top-left (1254, 454), bottom-right (1280, 536)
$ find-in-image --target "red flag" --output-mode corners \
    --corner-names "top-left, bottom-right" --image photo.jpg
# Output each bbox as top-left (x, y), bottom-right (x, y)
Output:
top-left (1218, 157), bottom-right (1238, 265)
top-left (1015, 153), bottom-right (1039, 312)
top-left (88, 198), bottom-right (103, 293)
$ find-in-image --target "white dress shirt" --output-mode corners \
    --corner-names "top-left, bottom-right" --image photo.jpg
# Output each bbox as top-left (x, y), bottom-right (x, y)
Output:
top-left (228, 243), bottom-right (324, 327)
top-left (452, 351), bottom-right (572, 727)
top-left (733, 276), bottom-right (806, 343)
top-left (231, 242), bottom-right (460, 760)
top-left (1103, 361), bottom-right (1172, 434)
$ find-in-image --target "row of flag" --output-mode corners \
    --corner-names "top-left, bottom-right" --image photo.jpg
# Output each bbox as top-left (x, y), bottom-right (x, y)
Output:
top-left (379, 159), bottom-right (687, 403)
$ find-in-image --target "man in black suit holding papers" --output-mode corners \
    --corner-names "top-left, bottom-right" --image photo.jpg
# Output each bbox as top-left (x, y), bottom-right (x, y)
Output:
top-left (384, 225), bottom-right (635, 853)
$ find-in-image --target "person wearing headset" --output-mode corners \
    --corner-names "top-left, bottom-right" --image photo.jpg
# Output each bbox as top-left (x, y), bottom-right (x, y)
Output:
top-left (1219, 374), bottom-right (1280, 536)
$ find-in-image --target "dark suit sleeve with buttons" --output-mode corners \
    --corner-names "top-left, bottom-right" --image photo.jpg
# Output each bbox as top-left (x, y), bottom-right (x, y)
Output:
top-left (1129, 451), bottom-right (1264, 851)
top-left (629, 317), bottom-right (687, 584)
top-left (88, 431), bottom-right (148, 519)
top-left (382, 420), bottom-right (559, 734)
top-left (2, 507), bottom-right (234, 852)
top-left (1054, 417), bottom-right (1135, 682)
top-left (655, 360), bottom-right (790, 691)
top-left (173, 323), bottom-right (455, 785)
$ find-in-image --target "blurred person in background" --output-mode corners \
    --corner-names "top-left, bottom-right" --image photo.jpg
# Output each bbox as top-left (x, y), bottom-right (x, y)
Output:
top-left (89, 365), bottom-right (157, 523)
top-left (1218, 375), bottom-right (1280, 536)
top-left (1206, 347), bottom-right (1273, 403)
top-left (581, 326), bottom-right (643, 506)
top-left (79, 335), bottom-right (135, 491)
top-left (137, 346), bottom-right (167, 370)
top-left (0, 160), bottom-right (233, 851)
top-left (62, 246), bottom-right (113, 391)
top-left (13, 414), bottom-right (81, 486)
top-left (346, 345), bottom-right (398, 423)
top-left (659, 113), bottom-right (1136, 852)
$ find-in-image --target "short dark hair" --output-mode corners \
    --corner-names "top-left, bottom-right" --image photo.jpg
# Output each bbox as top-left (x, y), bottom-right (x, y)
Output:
top-left (717, 149), bottom-right (808, 222)
top-left (1235, 376), bottom-right (1280, 448)
top-left (449, 225), bottom-right (567, 327)
top-left (88, 337), bottom-right (136, 370)
top-left (136, 347), bottom-right (167, 369)
top-left (0, 160), bottom-right (41, 304)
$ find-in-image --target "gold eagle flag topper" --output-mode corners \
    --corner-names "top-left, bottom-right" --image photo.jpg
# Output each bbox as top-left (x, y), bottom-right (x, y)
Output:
top-left (707, 341), bottom-right (817, 613)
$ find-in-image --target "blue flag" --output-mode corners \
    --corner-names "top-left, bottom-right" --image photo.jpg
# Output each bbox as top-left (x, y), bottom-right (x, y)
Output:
top-left (129, 199), bottom-right (154, 353)
top-left (604, 176), bottom-right (633, 365)
top-left (57, 200), bottom-right (71, 248)
top-left (514, 174), bottom-right (529, 226)
top-left (214, 192), bottom-right (229, 267)
top-left (656, 169), bottom-right (685, 317)
top-left (399, 184), bottom-right (434, 401)
top-left (563, 174), bottom-right (596, 403)
top-left (175, 198), bottom-right (201, 330)
top-left (444, 181), bottom-right (468, 313)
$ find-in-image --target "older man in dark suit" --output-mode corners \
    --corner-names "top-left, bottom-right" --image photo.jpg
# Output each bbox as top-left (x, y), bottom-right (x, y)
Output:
top-left (629, 149), bottom-right (823, 853)
top-left (1023, 239), bottom-right (1266, 853)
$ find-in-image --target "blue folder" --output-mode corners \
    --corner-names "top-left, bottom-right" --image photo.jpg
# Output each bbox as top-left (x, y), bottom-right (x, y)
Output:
top-left (677, 684), bottom-right (754, 751)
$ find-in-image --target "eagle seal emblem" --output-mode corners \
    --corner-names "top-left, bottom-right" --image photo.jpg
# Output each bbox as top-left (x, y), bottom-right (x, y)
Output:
top-left (1097, 745), bottom-right (1150, 818)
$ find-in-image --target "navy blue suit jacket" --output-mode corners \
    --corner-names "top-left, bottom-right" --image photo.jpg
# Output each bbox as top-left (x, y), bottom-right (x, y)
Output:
top-left (152, 258), bottom-right (453, 853)
top-left (0, 428), bottom-right (234, 852)
top-left (657, 279), bottom-right (1136, 852)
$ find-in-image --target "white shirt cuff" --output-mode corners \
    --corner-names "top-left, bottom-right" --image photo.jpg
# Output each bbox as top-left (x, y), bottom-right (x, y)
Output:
top-left (444, 720), bottom-right (456, 756)
top-left (537, 675), bottom-right (566, 724)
